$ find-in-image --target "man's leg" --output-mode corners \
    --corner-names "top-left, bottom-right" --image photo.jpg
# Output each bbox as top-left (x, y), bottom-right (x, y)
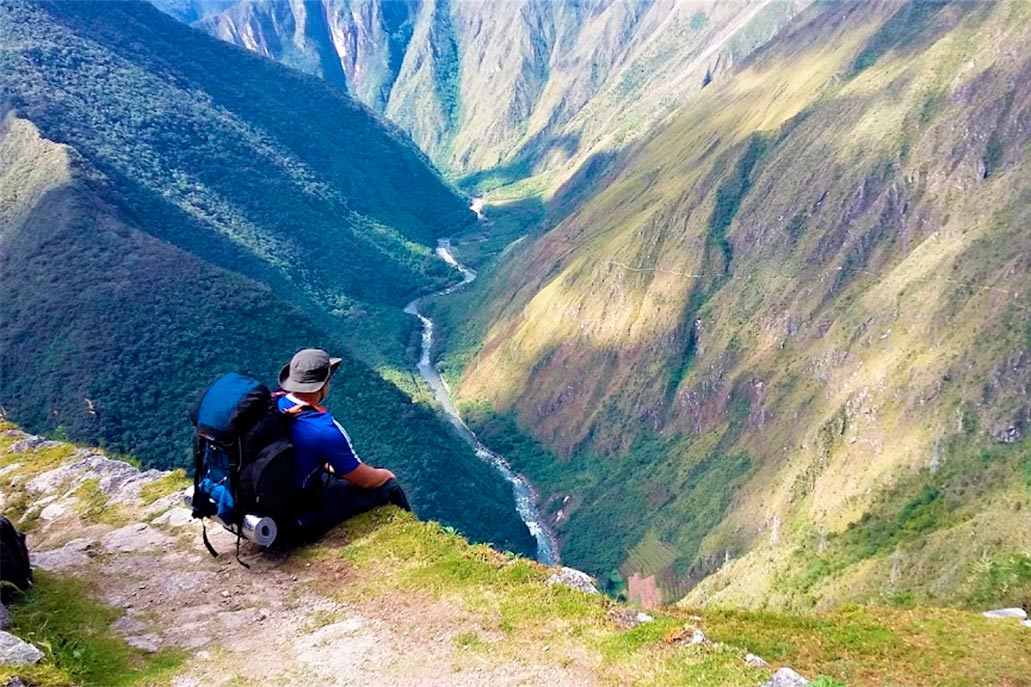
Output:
top-left (326, 478), bottom-right (411, 518)
top-left (292, 478), bottom-right (411, 543)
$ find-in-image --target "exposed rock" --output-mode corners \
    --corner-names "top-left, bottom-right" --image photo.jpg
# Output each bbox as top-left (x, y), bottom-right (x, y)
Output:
top-left (152, 507), bottom-right (194, 528)
top-left (745, 652), bottom-right (770, 668)
top-left (761, 667), bottom-right (811, 687)
top-left (1022, 619), bottom-right (1031, 629)
top-left (39, 500), bottom-right (73, 521)
top-left (688, 628), bottom-right (708, 646)
top-left (101, 523), bottom-right (171, 554)
top-left (25, 454), bottom-right (165, 504)
top-left (0, 604), bottom-right (9, 631)
top-left (6, 435), bottom-right (45, 454)
top-left (0, 631), bottom-right (44, 666)
top-left (546, 566), bottom-right (599, 594)
top-left (32, 538), bottom-right (93, 571)
top-left (606, 606), bottom-right (653, 629)
top-left (983, 607), bottom-right (1028, 620)
top-left (0, 463), bottom-right (22, 479)
top-left (124, 634), bottom-right (161, 653)
top-left (110, 616), bottom-right (147, 635)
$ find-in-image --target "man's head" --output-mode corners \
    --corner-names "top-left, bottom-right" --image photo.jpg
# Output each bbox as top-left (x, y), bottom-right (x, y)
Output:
top-left (279, 348), bottom-right (341, 402)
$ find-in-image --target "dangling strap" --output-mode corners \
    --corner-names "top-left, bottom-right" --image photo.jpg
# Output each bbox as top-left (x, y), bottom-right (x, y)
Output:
top-left (235, 529), bottom-right (250, 569)
top-left (201, 520), bottom-right (219, 558)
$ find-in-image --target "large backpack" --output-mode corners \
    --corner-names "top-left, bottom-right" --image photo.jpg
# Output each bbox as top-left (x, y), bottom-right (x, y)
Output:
top-left (0, 515), bottom-right (32, 604)
top-left (190, 372), bottom-right (307, 563)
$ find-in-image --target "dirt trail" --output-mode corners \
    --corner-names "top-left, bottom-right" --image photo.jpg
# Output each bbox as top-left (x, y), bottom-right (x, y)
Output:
top-left (3, 430), bottom-right (591, 686)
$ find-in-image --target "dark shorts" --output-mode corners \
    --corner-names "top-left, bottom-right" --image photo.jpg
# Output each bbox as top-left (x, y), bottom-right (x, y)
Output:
top-left (284, 477), bottom-right (411, 545)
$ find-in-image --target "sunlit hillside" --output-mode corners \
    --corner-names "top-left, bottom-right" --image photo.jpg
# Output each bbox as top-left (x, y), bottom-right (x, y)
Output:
top-left (438, 0), bottom-right (1031, 607)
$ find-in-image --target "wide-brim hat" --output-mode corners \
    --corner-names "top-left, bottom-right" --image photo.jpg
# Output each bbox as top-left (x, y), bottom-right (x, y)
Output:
top-left (278, 348), bottom-right (342, 393)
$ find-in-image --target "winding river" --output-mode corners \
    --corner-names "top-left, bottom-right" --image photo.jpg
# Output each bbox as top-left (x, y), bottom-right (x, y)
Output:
top-left (404, 239), bottom-right (559, 565)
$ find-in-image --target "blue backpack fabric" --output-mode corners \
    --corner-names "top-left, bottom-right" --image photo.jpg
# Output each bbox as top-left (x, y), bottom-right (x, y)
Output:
top-left (190, 373), bottom-right (305, 563)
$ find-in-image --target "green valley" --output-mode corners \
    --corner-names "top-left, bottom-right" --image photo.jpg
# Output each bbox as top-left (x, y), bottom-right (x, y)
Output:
top-left (0, 0), bottom-right (534, 556)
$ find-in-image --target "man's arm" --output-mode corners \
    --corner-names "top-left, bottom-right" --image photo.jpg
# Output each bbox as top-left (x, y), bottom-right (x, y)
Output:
top-left (340, 462), bottom-right (395, 488)
top-left (319, 421), bottom-right (395, 488)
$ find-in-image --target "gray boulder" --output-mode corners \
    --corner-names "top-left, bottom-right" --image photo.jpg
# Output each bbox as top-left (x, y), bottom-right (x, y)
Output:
top-left (0, 604), bottom-right (9, 631)
top-left (546, 566), bottom-right (599, 594)
top-left (0, 631), bottom-right (44, 666)
top-left (745, 652), bottom-right (770, 668)
top-left (762, 667), bottom-right (810, 687)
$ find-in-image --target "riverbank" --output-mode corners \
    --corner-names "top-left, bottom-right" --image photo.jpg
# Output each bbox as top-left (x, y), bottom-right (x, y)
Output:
top-left (405, 239), bottom-right (559, 564)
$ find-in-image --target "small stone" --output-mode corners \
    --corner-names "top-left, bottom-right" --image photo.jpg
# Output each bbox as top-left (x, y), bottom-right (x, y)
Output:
top-left (1022, 619), bottom-right (1031, 629)
top-left (745, 652), bottom-right (770, 668)
top-left (258, 608), bottom-right (271, 621)
top-left (546, 566), bottom-right (599, 594)
top-left (762, 667), bottom-right (811, 687)
top-left (220, 590), bottom-right (231, 598)
top-left (983, 607), bottom-right (1028, 620)
top-left (634, 612), bottom-right (654, 624)
top-left (688, 628), bottom-right (708, 646)
top-left (0, 630), bottom-right (44, 666)
top-left (152, 507), bottom-right (194, 528)
top-left (125, 635), bottom-right (161, 653)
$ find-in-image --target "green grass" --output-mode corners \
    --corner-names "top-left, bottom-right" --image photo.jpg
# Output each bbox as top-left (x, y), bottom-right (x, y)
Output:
top-left (293, 508), bottom-right (1031, 686)
top-left (777, 437), bottom-right (1031, 607)
top-left (1, 571), bottom-right (185, 687)
top-left (73, 478), bottom-right (128, 526)
top-left (138, 469), bottom-right (190, 506)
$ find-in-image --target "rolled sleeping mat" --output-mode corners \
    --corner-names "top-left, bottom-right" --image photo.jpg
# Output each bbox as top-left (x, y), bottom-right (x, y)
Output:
top-left (183, 493), bottom-right (278, 547)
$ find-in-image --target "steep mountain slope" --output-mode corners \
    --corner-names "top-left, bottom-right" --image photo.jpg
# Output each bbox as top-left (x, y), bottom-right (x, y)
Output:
top-left (440, 0), bottom-right (1031, 605)
top-left (0, 111), bottom-right (534, 554)
top-left (3, 426), bottom-right (1029, 687)
top-left (182, 0), bottom-right (810, 194)
top-left (2, 0), bottom-right (472, 316)
top-left (0, 0), bottom-right (533, 554)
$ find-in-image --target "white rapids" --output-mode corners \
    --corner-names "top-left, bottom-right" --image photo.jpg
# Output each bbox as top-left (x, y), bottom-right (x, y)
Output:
top-left (404, 239), bottom-right (559, 564)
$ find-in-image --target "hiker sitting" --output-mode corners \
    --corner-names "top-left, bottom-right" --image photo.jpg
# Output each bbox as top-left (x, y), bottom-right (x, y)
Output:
top-left (277, 348), bottom-right (411, 543)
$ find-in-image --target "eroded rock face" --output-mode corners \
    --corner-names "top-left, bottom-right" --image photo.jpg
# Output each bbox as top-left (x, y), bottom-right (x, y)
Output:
top-left (25, 454), bottom-right (165, 504)
top-left (0, 630), bottom-right (44, 666)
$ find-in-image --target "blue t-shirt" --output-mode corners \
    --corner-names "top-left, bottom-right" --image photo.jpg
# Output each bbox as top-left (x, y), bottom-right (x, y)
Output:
top-left (277, 394), bottom-right (361, 489)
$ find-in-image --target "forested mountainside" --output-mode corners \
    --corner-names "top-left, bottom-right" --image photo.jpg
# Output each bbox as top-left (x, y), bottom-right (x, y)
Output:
top-left (164, 0), bottom-right (809, 195)
top-left (436, 0), bottom-right (1031, 606)
top-left (0, 0), bottom-right (534, 555)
